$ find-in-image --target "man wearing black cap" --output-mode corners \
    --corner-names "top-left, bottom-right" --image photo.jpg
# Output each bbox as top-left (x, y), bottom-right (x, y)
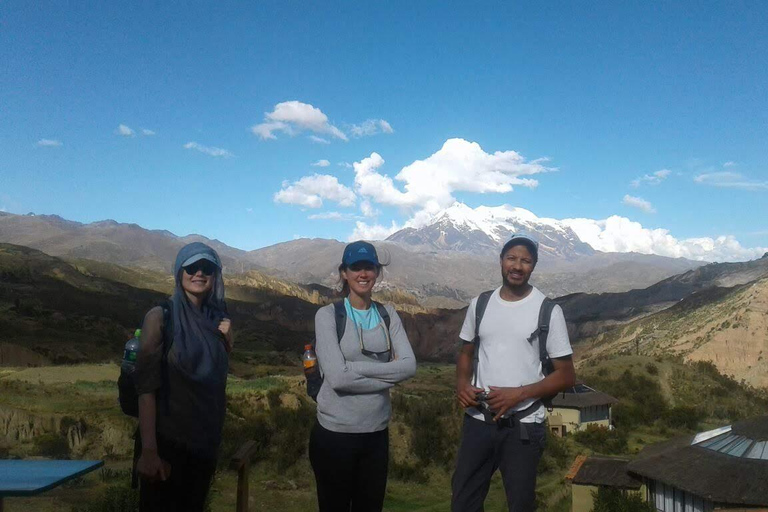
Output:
top-left (451, 234), bottom-right (576, 512)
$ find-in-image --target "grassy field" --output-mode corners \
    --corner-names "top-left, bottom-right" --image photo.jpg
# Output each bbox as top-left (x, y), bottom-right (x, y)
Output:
top-left (0, 363), bottom-right (574, 512)
top-left (2, 355), bottom-right (765, 512)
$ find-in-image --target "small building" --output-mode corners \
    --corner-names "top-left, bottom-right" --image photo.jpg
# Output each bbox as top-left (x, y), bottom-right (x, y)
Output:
top-left (546, 383), bottom-right (619, 436)
top-left (567, 455), bottom-right (644, 512)
top-left (628, 416), bottom-right (768, 512)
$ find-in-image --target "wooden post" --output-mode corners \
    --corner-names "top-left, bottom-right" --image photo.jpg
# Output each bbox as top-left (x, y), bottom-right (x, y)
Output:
top-left (230, 440), bottom-right (258, 512)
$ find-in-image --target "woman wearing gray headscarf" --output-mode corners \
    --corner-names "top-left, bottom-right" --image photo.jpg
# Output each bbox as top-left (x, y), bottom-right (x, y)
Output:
top-left (133, 242), bottom-right (232, 512)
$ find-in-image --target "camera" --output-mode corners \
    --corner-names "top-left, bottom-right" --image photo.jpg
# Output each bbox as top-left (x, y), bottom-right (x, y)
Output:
top-left (475, 391), bottom-right (494, 412)
top-left (475, 390), bottom-right (495, 421)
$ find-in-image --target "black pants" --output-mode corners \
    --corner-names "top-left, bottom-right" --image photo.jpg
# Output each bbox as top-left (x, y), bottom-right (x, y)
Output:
top-left (309, 422), bottom-right (389, 512)
top-left (139, 436), bottom-right (217, 512)
top-left (451, 415), bottom-right (546, 512)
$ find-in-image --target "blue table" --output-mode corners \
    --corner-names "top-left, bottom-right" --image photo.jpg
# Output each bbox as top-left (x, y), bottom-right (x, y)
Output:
top-left (0, 459), bottom-right (104, 511)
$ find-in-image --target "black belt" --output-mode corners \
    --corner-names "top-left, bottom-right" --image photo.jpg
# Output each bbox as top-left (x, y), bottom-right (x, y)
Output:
top-left (479, 400), bottom-right (542, 441)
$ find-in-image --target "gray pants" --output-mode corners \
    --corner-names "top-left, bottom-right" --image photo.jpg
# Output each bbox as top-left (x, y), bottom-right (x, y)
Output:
top-left (451, 414), bottom-right (546, 512)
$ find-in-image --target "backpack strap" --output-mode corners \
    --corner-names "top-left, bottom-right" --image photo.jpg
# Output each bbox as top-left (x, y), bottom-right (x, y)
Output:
top-left (471, 290), bottom-right (494, 387)
top-left (528, 297), bottom-right (557, 409)
top-left (332, 299), bottom-right (391, 343)
top-left (373, 301), bottom-right (391, 331)
top-left (527, 298), bottom-right (555, 360)
top-left (333, 300), bottom-right (347, 341)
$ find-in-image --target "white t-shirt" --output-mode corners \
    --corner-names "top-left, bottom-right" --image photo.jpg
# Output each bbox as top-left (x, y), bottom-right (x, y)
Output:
top-left (459, 286), bottom-right (573, 423)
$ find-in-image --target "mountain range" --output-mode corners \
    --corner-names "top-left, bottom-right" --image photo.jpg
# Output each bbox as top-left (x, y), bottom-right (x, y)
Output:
top-left (3, 240), bottom-right (767, 389)
top-left (387, 202), bottom-right (595, 260)
top-left (0, 208), bottom-right (705, 304)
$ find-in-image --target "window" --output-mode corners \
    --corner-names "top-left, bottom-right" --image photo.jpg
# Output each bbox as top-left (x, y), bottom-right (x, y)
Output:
top-left (647, 480), bottom-right (713, 512)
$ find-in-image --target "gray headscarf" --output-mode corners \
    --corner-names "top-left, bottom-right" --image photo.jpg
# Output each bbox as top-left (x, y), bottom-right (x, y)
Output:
top-left (170, 242), bottom-right (229, 385)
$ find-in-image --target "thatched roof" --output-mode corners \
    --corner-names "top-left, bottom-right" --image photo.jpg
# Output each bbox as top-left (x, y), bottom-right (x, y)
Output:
top-left (570, 456), bottom-right (642, 490)
top-left (628, 416), bottom-right (768, 506)
top-left (551, 384), bottom-right (619, 409)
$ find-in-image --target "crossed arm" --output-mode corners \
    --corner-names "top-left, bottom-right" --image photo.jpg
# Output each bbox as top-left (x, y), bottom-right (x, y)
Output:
top-left (315, 306), bottom-right (416, 393)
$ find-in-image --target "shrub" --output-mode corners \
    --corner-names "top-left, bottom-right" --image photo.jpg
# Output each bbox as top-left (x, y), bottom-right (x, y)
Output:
top-left (34, 433), bottom-right (70, 459)
top-left (221, 390), bottom-right (317, 472)
top-left (663, 406), bottom-right (703, 430)
top-left (270, 402), bottom-right (315, 472)
top-left (70, 484), bottom-right (138, 512)
top-left (266, 388), bottom-right (282, 410)
top-left (573, 425), bottom-right (628, 455)
top-left (405, 396), bottom-right (460, 468)
top-left (538, 428), bottom-right (570, 475)
top-left (389, 458), bottom-right (429, 484)
top-left (589, 370), bottom-right (667, 429)
top-left (645, 363), bottom-right (658, 376)
top-left (591, 486), bottom-right (654, 512)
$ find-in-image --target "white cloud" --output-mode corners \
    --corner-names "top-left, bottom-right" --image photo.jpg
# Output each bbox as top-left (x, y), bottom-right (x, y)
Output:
top-left (37, 139), bottom-right (62, 147)
top-left (630, 169), bottom-right (671, 188)
top-left (360, 199), bottom-right (378, 217)
top-left (349, 119), bottom-right (394, 138)
top-left (349, 220), bottom-right (401, 241)
top-left (311, 159), bottom-right (331, 167)
top-left (274, 174), bottom-right (356, 208)
top-left (270, 140), bottom-right (765, 261)
top-left (723, 161), bottom-right (737, 168)
top-left (338, 162), bottom-right (353, 168)
top-left (623, 194), bottom-right (656, 213)
top-left (694, 172), bottom-right (768, 191)
top-left (116, 124), bottom-right (135, 137)
top-left (308, 211), bottom-right (359, 221)
top-left (252, 101), bottom-right (347, 141)
top-left (251, 122), bottom-right (285, 140)
top-left (353, 139), bottom-right (550, 217)
top-left (309, 136), bottom-right (331, 144)
top-left (562, 215), bottom-right (768, 262)
top-left (273, 138), bottom-right (552, 239)
top-left (142, 128), bottom-right (156, 136)
top-left (183, 142), bottom-right (234, 158)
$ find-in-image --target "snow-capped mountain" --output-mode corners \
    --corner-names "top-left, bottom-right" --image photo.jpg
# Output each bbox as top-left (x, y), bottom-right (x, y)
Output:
top-left (387, 202), bottom-right (595, 260)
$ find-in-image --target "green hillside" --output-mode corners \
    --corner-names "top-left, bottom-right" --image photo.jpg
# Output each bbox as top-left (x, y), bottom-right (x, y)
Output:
top-left (0, 243), bottom-right (317, 365)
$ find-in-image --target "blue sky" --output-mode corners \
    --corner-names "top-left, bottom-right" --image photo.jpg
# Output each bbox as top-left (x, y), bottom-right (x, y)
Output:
top-left (1, 2), bottom-right (767, 260)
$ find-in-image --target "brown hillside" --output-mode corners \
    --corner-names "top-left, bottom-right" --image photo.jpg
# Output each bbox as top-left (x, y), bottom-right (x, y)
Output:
top-left (579, 278), bottom-right (768, 388)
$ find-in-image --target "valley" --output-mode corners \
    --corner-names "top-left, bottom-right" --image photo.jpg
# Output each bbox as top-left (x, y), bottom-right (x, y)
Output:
top-left (0, 218), bottom-right (767, 511)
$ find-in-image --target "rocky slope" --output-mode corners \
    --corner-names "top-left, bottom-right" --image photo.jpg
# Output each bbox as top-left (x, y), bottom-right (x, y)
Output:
top-left (577, 278), bottom-right (768, 388)
top-left (557, 253), bottom-right (768, 340)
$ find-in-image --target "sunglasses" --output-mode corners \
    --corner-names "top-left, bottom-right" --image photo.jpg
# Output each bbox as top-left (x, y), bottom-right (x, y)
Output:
top-left (357, 321), bottom-right (392, 360)
top-left (183, 260), bottom-right (217, 276)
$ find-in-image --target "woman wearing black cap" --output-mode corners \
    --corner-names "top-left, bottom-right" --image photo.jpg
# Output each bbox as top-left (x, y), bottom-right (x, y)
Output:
top-left (133, 242), bottom-right (233, 512)
top-left (309, 240), bottom-right (417, 512)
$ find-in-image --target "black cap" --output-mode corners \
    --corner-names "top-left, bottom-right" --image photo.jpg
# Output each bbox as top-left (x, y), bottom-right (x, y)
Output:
top-left (500, 233), bottom-right (539, 262)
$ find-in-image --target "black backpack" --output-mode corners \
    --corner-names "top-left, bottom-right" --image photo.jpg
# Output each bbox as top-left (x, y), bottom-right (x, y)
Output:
top-left (117, 300), bottom-right (174, 417)
top-left (306, 300), bottom-right (391, 401)
top-left (472, 290), bottom-right (557, 407)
